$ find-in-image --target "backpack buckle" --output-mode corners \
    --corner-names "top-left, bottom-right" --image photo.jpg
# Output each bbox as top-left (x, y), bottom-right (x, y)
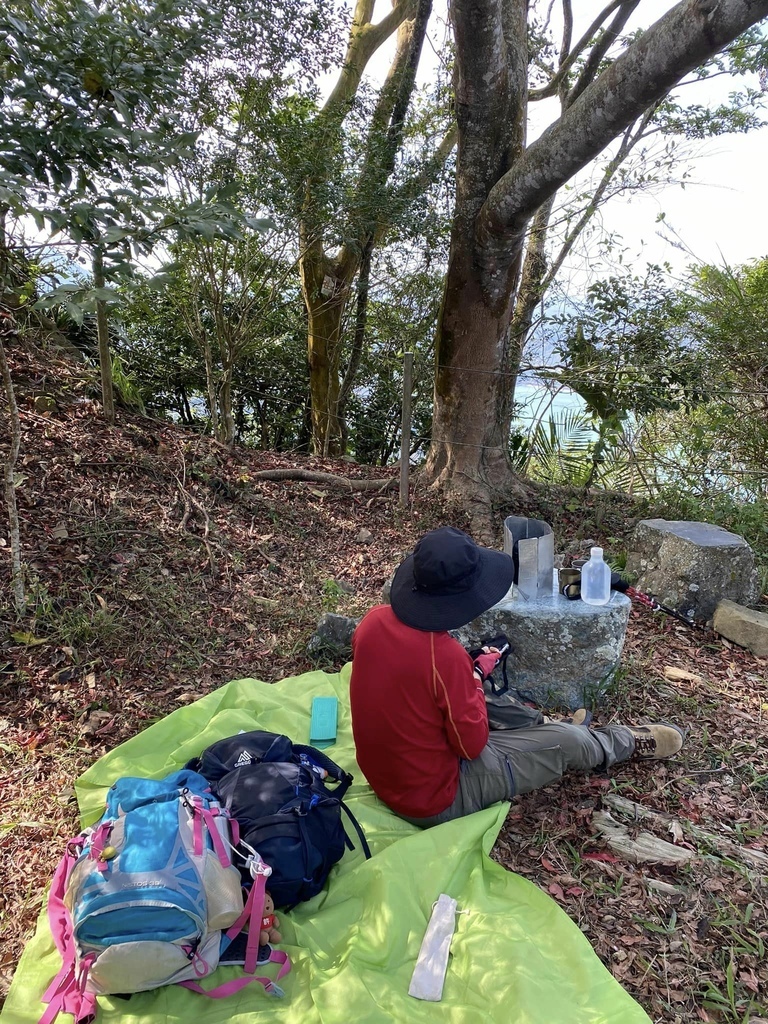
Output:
top-left (239, 839), bottom-right (272, 881)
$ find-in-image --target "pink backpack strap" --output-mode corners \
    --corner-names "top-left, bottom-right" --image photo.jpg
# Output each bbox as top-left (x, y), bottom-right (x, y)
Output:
top-left (201, 806), bottom-right (231, 868)
top-left (224, 865), bottom-right (268, 973)
top-left (87, 822), bottom-right (113, 874)
top-left (183, 857), bottom-right (292, 998)
top-left (189, 795), bottom-right (232, 868)
top-left (39, 841), bottom-right (98, 1024)
top-left (179, 948), bottom-right (291, 999)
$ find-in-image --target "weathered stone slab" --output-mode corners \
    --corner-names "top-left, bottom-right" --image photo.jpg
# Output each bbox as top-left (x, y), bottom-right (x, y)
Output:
top-left (451, 591), bottom-right (631, 711)
top-left (626, 519), bottom-right (760, 623)
top-left (307, 613), bottom-right (359, 662)
top-left (713, 599), bottom-right (768, 658)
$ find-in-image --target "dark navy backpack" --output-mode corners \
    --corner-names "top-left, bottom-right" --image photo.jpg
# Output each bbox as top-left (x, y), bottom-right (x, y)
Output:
top-left (187, 731), bottom-right (371, 909)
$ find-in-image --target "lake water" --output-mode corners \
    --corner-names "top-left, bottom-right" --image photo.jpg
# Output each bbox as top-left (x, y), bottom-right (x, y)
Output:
top-left (513, 379), bottom-right (589, 430)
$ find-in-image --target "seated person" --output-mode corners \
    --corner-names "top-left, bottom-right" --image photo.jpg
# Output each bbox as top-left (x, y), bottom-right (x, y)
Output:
top-left (350, 526), bottom-right (685, 827)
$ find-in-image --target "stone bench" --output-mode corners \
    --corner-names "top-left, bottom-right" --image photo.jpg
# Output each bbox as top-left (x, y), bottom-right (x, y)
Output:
top-left (713, 599), bottom-right (768, 657)
top-left (627, 519), bottom-right (760, 623)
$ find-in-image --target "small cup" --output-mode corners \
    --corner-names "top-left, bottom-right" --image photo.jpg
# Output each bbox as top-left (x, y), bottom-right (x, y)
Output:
top-left (559, 568), bottom-right (581, 589)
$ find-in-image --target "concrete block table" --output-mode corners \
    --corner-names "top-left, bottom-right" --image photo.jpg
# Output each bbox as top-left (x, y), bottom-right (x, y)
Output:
top-left (452, 590), bottom-right (632, 711)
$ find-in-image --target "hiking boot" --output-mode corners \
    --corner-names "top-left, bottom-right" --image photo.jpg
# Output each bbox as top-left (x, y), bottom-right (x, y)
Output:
top-left (628, 723), bottom-right (685, 760)
top-left (570, 708), bottom-right (592, 727)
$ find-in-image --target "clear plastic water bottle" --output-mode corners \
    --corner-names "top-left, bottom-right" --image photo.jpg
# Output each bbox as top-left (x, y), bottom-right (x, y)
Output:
top-left (580, 547), bottom-right (611, 605)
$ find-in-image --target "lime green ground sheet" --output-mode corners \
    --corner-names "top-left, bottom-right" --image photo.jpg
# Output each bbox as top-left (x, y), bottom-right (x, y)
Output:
top-left (2, 667), bottom-right (650, 1024)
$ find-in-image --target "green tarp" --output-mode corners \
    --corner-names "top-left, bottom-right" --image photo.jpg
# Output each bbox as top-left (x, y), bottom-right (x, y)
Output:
top-left (2, 667), bottom-right (650, 1023)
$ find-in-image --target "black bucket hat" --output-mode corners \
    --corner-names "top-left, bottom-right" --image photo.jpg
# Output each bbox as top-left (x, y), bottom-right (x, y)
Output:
top-left (389, 527), bottom-right (515, 631)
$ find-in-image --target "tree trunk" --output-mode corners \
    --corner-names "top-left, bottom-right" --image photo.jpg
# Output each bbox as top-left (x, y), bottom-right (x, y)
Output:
top-left (219, 370), bottom-right (235, 446)
top-left (428, 0), bottom-right (768, 515)
top-left (199, 333), bottom-right (222, 442)
top-left (300, 0), bottom-right (437, 456)
top-left (93, 248), bottom-right (115, 425)
top-left (339, 236), bottom-right (374, 454)
top-left (300, 251), bottom-right (348, 456)
top-left (180, 386), bottom-right (194, 425)
top-left (428, 259), bottom-right (527, 505)
top-left (218, 336), bottom-right (236, 446)
top-left (424, 0), bottom-right (529, 527)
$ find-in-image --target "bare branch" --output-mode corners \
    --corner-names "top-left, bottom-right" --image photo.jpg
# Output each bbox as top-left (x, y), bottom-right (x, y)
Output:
top-left (566, 0), bottom-right (641, 105)
top-left (541, 108), bottom-right (656, 293)
top-left (529, 0), bottom-right (627, 101)
top-left (561, 0), bottom-right (574, 65)
top-left (478, 0), bottom-right (768, 286)
top-left (251, 468), bottom-right (397, 491)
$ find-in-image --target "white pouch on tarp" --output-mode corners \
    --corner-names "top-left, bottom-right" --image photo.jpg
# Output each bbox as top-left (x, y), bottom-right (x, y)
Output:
top-left (408, 893), bottom-right (459, 1002)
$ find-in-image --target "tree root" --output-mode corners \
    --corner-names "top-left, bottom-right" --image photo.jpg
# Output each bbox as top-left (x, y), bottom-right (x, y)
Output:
top-left (251, 468), bottom-right (397, 492)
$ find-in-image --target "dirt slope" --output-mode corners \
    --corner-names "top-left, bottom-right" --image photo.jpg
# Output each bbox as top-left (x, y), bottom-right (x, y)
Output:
top-left (1, 340), bottom-right (766, 1023)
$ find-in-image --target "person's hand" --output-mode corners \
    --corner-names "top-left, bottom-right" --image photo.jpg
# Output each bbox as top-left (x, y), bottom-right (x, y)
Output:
top-left (473, 650), bottom-right (501, 682)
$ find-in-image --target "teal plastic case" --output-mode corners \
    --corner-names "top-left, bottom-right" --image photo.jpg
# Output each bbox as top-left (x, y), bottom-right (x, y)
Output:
top-left (309, 695), bottom-right (338, 748)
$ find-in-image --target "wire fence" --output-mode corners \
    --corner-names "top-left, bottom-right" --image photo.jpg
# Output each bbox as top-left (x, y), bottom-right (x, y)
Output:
top-left (168, 352), bottom-right (768, 473)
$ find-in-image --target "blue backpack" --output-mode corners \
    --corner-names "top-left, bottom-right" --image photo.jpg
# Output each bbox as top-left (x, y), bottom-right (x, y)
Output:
top-left (188, 731), bottom-right (371, 908)
top-left (41, 770), bottom-right (289, 1024)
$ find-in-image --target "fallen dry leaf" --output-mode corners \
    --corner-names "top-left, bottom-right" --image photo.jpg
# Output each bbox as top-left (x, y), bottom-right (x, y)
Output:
top-left (4, 340), bottom-right (768, 1024)
top-left (663, 666), bottom-right (703, 684)
top-left (668, 820), bottom-right (685, 844)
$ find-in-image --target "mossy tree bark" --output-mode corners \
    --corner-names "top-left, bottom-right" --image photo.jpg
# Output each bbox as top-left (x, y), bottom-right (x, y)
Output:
top-left (299, 0), bottom-right (450, 455)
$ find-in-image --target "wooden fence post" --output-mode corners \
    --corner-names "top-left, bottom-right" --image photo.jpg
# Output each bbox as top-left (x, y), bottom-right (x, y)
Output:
top-left (400, 350), bottom-right (413, 506)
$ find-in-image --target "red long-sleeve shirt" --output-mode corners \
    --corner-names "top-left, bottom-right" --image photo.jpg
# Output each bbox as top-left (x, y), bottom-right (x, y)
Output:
top-left (350, 604), bottom-right (489, 818)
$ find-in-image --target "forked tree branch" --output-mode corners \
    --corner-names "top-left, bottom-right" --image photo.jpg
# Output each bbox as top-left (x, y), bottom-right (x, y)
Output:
top-left (478, 0), bottom-right (768, 287)
top-left (322, 0), bottom-right (418, 118)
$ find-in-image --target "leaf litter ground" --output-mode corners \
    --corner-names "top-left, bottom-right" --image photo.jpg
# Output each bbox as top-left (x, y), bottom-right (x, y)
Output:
top-left (1, 342), bottom-right (766, 1024)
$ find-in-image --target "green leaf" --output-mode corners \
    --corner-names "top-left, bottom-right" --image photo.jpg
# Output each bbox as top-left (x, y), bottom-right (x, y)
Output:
top-left (244, 216), bottom-right (276, 233)
top-left (10, 632), bottom-right (49, 647)
top-left (101, 226), bottom-right (131, 244)
top-left (65, 302), bottom-right (84, 325)
top-left (726, 957), bottom-right (735, 1009)
top-left (143, 273), bottom-right (175, 290)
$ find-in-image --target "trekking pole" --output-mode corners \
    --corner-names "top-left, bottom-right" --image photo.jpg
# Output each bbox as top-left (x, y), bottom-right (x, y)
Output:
top-left (612, 577), bottom-right (704, 630)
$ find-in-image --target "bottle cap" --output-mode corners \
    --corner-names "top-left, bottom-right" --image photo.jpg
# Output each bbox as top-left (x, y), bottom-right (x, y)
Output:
top-left (591, 546), bottom-right (603, 557)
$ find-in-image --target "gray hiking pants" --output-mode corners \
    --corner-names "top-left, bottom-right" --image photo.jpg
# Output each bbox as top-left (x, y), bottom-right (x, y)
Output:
top-left (402, 694), bottom-right (635, 828)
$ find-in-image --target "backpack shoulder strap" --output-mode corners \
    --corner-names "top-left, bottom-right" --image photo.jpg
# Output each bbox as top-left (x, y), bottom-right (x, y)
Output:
top-left (40, 837), bottom-right (98, 1024)
top-left (179, 948), bottom-right (290, 1000)
top-left (340, 801), bottom-right (372, 860)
